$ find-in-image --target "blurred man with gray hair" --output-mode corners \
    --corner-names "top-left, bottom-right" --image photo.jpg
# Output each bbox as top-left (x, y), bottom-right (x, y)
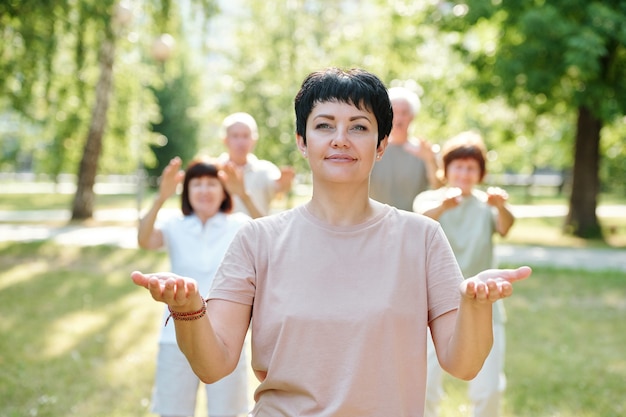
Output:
top-left (369, 86), bottom-right (441, 211)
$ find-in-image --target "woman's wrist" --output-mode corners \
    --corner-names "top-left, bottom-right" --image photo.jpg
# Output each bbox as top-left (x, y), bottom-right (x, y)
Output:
top-left (165, 295), bottom-right (207, 326)
top-left (155, 192), bottom-right (170, 205)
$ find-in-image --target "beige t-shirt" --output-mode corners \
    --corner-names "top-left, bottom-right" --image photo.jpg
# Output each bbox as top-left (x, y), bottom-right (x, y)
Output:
top-left (209, 204), bottom-right (463, 416)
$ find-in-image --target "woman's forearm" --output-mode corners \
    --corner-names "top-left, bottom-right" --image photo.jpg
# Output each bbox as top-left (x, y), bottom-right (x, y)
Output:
top-left (440, 299), bottom-right (494, 380)
top-left (238, 193), bottom-right (264, 219)
top-left (137, 196), bottom-right (167, 248)
top-left (175, 299), bottom-right (251, 383)
top-left (496, 204), bottom-right (515, 237)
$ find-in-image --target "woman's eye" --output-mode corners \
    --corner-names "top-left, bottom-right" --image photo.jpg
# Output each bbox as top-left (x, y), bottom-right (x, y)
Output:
top-left (315, 123), bottom-right (332, 129)
top-left (352, 124), bottom-right (368, 132)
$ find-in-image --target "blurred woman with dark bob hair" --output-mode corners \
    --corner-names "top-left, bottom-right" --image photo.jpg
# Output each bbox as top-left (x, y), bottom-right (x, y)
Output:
top-left (137, 156), bottom-right (250, 417)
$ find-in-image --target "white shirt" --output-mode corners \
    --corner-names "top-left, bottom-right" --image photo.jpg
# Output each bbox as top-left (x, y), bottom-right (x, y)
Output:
top-left (157, 211), bottom-right (251, 343)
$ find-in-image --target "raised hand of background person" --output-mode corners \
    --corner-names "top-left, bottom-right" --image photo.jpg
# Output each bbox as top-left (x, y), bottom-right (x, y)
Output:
top-left (276, 166), bottom-right (296, 194)
top-left (403, 137), bottom-right (443, 189)
top-left (486, 186), bottom-right (509, 209)
top-left (138, 157), bottom-right (184, 250)
top-left (461, 266), bottom-right (532, 303)
top-left (403, 137), bottom-right (437, 163)
top-left (218, 161), bottom-right (246, 198)
top-left (418, 187), bottom-right (463, 221)
top-left (219, 160), bottom-right (266, 218)
top-left (158, 157), bottom-right (185, 200)
top-left (441, 187), bottom-right (463, 211)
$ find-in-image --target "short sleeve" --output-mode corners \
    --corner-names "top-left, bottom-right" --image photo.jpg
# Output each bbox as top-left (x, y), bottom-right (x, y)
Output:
top-left (208, 223), bottom-right (257, 305)
top-left (425, 224), bottom-right (463, 323)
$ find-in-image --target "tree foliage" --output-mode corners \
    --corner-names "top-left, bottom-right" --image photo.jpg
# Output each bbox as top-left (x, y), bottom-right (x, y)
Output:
top-left (2, 1), bottom-right (624, 236)
top-left (201, 1), bottom-right (518, 173)
top-left (1, 0), bottom-right (111, 177)
top-left (146, 60), bottom-right (201, 180)
top-left (1, 0), bottom-right (216, 219)
top-left (200, 1), bottom-right (575, 181)
top-left (427, 0), bottom-right (626, 238)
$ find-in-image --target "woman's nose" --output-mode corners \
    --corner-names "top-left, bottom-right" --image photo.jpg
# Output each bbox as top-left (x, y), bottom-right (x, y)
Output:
top-left (331, 128), bottom-right (349, 147)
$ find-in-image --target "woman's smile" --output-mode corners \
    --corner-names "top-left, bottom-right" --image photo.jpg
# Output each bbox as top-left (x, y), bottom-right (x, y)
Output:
top-left (325, 153), bottom-right (357, 162)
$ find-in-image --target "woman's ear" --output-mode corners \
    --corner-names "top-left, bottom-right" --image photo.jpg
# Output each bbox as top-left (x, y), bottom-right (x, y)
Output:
top-left (296, 134), bottom-right (307, 158)
top-left (376, 136), bottom-right (389, 160)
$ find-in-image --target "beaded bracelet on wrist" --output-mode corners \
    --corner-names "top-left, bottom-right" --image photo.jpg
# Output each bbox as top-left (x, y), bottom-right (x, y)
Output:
top-left (164, 296), bottom-right (208, 327)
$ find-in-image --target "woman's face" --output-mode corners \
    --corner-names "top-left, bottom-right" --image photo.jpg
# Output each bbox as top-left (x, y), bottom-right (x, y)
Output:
top-left (187, 175), bottom-right (225, 218)
top-left (298, 101), bottom-right (382, 185)
top-left (446, 158), bottom-right (481, 195)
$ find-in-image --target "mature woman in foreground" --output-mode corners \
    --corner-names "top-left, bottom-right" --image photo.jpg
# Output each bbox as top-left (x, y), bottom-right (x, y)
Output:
top-left (131, 67), bottom-right (531, 417)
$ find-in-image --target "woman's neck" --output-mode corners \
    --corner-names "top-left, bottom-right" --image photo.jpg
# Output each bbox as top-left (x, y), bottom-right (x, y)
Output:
top-left (228, 153), bottom-right (248, 166)
top-left (194, 210), bottom-right (219, 225)
top-left (306, 182), bottom-right (377, 227)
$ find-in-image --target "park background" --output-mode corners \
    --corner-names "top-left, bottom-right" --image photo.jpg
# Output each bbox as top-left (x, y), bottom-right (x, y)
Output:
top-left (1, 0), bottom-right (625, 416)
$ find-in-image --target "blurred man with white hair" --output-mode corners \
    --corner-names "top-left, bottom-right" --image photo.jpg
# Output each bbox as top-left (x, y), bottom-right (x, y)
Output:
top-left (218, 112), bottom-right (294, 218)
top-left (369, 87), bottom-right (441, 210)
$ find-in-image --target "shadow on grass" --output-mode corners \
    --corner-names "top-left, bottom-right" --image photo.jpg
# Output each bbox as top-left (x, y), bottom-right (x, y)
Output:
top-left (0, 241), bottom-right (168, 417)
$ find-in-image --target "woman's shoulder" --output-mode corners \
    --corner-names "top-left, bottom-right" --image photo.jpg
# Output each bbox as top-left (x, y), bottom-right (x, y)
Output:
top-left (159, 211), bottom-right (186, 228)
top-left (228, 208), bottom-right (300, 252)
top-left (226, 211), bottom-right (253, 225)
top-left (240, 206), bottom-right (299, 231)
top-left (382, 203), bottom-right (440, 229)
top-left (376, 204), bottom-right (445, 250)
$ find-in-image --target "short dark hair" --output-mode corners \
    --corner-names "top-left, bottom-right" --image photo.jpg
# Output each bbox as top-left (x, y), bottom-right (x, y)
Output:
top-left (181, 158), bottom-right (233, 215)
top-left (441, 131), bottom-right (488, 182)
top-left (294, 68), bottom-right (393, 146)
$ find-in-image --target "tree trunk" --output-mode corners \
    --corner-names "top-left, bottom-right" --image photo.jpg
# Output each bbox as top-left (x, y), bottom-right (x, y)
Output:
top-left (564, 106), bottom-right (602, 238)
top-left (70, 32), bottom-right (115, 220)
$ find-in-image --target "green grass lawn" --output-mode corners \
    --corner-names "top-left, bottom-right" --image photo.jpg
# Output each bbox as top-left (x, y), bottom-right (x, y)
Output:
top-left (1, 241), bottom-right (625, 417)
top-left (0, 192), bottom-right (149, 211)
top-left (439, 264), bottom-right (626, 417)
top-left (0, 242), bottom-right (169, 417)
top-left (499, 215), bottom-right (626, 249)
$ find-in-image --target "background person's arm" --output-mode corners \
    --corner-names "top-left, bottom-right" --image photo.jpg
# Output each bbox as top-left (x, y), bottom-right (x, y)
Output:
top-left (137, 157), bottom-right (183, 249)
